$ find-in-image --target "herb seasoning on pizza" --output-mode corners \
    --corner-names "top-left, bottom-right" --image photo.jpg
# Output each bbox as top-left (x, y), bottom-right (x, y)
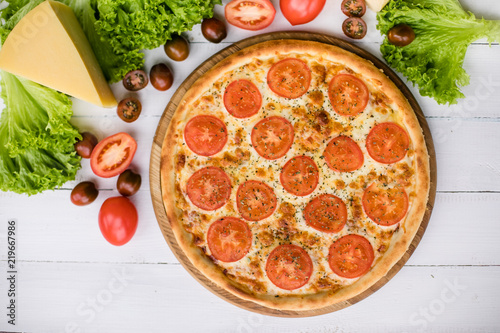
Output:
top-left (161, 40), bottom-right (430, 310)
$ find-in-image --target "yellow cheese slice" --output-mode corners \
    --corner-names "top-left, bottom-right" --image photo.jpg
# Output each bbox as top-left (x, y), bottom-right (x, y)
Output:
top-left (366, 0), bottom-right (390, 12)
top-left (0, 0), bottom-right (117, 108)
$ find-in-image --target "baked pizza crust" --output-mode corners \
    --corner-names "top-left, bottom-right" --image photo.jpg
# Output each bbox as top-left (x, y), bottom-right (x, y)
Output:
top-left (160, 39), bottom-right (430, 311)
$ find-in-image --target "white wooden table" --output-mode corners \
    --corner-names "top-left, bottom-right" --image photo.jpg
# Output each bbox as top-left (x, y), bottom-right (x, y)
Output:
top-left (1, 1), bottom-right (499, 332)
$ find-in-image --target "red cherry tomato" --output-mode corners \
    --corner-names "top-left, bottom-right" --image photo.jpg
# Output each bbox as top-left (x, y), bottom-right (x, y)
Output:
top-left (280, 0), bottom-right (326, 26)
top-left (90, 132), bottom-right (137, 178)
top-left (98, 196), bottom-right (138, 246)
top-left (225, 0), bottom-right (276, 31)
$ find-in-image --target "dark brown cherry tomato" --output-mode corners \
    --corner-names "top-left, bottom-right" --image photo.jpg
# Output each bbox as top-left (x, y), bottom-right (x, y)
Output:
top-left (74, 132), bottom-right (98, 159)
top-left (117, 169), bottom-right (142, 196)
top-left (341, 0), bottom-right (366, 17)
top-left (342, 17), bottom-right (367, 39)
top-left (71, 181), bottom-right (98, 206)
top-left (122, 69), bottom-right (148, 91)
top-left (164, 34), bottom-right (189, 61)
top-left (388, 24), bottom-right (416, 47)
top-left (117, 97), bottom-right (142, 123)
top-left (201, 17), bottom-right (227, 43)
top-left (150, 63), bottom-right (173, 91)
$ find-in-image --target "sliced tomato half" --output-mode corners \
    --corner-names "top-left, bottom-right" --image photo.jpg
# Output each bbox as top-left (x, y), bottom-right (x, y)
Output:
top-left (90, 132), bottom-right (137, 178)
top-left (225, 0), bottom-right (276, 31)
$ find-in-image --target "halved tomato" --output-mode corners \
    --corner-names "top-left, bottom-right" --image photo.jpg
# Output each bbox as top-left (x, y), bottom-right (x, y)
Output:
top-left (225, 0), bottom-right (276, 31)
top-left (90, 132), bottom-right (137, 178)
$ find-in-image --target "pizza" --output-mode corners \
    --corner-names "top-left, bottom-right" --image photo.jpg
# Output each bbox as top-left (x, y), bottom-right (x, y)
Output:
top-left (160, 39), bottom-right (430, 311)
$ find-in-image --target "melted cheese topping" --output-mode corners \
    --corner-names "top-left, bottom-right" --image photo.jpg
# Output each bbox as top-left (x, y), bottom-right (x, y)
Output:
top-left (172, 52), bottom-right (416, 296)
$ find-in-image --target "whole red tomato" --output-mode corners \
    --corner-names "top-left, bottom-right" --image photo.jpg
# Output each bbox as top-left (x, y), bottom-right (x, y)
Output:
top-left (280, 0), bottom-right (326, 26)
top-left (98, 196), bottom-right (138, 246)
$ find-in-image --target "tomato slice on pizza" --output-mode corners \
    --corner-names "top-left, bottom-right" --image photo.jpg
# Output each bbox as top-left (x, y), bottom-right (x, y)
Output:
top-left (324, 135), bottom-right (364, 172)
top-left (328, 234), bottom-right (374, 279)
top-left (280, 155), bottom-right (319, 196)
top-left (267, 58), bottom-right (311, 99)
top-left (251, 116), bottom-right (294, 160)
top-left (304, 194), bottom-right (348, 233)
top-left (266, 244), bottom-right (313, 290)
top-left (184, 115), bottom-right (228, 156)
top-left (224, 79), bottom-right (262, 118)
top-left (362, 183), bottom-right (409, 226)
top-left (366, 122), bottom-right (410, 164)
top-left (328, 74), bottom-right (369, 116)
top-left (207, 217), bottom-right (252, 262)
top-left (186, 166), bottom-right (232, 211)
top-left (237, 180), bottom-right (277, 221)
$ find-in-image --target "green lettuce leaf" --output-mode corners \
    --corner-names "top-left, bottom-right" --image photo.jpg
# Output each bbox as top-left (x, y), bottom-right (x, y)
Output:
top-left (377, 0), bottom-right (500, 105)
top-left (0, 71), bottom-right (81, 195)
top-left (61, 0), bottom-right (143, 83)
top-left (95, 0), bottom-right (221, 53)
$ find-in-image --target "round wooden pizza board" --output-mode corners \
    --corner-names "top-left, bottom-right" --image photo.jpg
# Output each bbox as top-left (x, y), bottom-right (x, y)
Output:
top-left (149, 31), bottom-right (437, 317)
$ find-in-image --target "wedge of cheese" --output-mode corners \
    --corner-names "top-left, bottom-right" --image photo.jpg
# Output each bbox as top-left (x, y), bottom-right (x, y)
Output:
top-left (366, 0), bottom-right (390, 12)
top-left (0, 0), bottom-right (117, 108)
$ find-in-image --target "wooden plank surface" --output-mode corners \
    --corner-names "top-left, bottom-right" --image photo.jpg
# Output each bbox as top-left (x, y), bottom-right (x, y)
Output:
top-left (5, 262), bottom-right (500, 333)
